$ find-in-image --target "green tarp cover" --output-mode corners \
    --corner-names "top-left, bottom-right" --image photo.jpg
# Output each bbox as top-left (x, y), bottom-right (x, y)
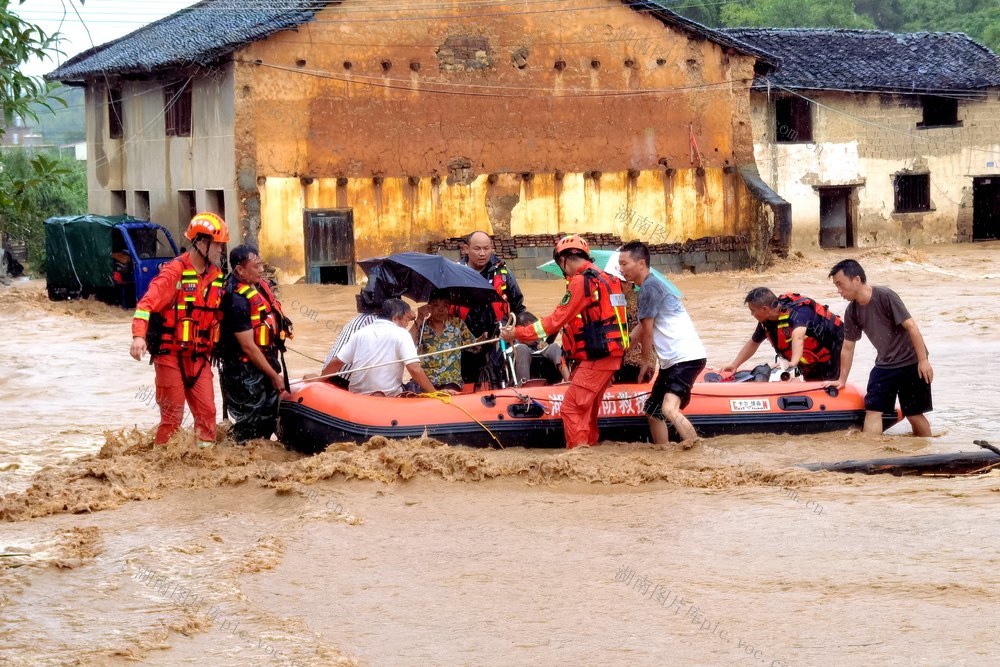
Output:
top-left (44, 214), bottom-right (138, 290)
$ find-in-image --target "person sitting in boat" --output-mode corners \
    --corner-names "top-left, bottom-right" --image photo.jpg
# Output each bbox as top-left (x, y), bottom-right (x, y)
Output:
top-left (323, 287), bottom-right (382, 389)
top-left (412, 290), bottom-right (478, 392)
top-left (321, 298), bottom-right (440, 397)
top-left (618, 240), bottom-right (706, 447)
top-left (722, 287), bottom-right (844, 382)
top-left (501, 234), bottom-right (628, 448)
top-left (516, 311), bottom-right (571, 384)
top-left (456, 230), bottom-right (531, 387)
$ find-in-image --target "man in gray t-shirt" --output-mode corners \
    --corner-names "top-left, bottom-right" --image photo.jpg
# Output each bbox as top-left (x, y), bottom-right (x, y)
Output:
top-left (828, 259), bottom-right (933, 436)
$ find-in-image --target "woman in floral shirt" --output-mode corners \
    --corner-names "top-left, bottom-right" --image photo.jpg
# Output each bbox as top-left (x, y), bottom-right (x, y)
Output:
top-left (413, 290), bottom-right (478, 391)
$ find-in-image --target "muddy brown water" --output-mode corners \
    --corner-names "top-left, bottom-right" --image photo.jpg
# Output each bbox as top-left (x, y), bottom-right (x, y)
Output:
top-left (2, 244), bottom-right (999, 666)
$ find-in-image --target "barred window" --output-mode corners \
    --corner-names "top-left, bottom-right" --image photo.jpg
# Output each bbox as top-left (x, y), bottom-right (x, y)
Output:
top-left (894, 174), bottom-right (930, 213)
top-left (919, 96), bottom-right (959, 128)
top-left (164, 81), bottom-right (192, 137)
top-left (108, 86), bottom-right (123, 139)
top-left (775, 97), bottom-right (812, 143)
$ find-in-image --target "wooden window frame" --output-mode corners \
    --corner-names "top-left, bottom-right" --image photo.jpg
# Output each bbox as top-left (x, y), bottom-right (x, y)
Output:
top-left (164, 81), bottom-right (193, 137)
top-left (108, 86), bottom-right (124, 139)
top-left (775, 96), bottom-right (813, 143)
top-left (893, 174), bottom-right (931, 213)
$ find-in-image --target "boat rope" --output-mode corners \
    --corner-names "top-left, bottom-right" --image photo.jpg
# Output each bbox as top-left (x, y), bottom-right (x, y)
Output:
top-left (522, 390), bottom-right (655, 405)
top-left (284, 346), bottom-right (326, 364)
top-left (417, 391), bottom-right (505, 449)
top-left (301, 336), bottom-right (503, 382)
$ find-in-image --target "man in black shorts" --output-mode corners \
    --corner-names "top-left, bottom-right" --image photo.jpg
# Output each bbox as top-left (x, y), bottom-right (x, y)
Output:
top-left (828, 259), bottom-right (933, 436)
top-left (618, 241), bottom-right (707, 446)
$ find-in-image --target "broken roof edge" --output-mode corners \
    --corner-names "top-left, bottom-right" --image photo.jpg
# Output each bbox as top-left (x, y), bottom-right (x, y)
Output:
top-left (45, 0), bottom-right (335, 84)
top-left (628, 0), bottom-right (781, 71)
top-left (749, 80), bottom-right (999, 97)
top-left (44, 0), bottom-right (213, 82)
top-left (723, 27), bottom-right (1000, 58)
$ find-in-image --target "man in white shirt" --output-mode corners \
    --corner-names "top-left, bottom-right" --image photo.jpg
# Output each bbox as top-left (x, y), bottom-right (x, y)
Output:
top-left (618, 241), bottom-right (707, 445)
top-left (321, 299), bottom-right (437, 396)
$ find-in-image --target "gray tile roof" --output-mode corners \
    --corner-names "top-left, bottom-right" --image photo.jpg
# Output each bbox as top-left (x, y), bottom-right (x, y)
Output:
top-left (635, 1), bottom-right (779, 68)
top-left (721, 28), bottom-right (1000, 94)
top-left (47, 0), bottom-right (331, 81)
top-left (47, 0), bottom-right (776, 83)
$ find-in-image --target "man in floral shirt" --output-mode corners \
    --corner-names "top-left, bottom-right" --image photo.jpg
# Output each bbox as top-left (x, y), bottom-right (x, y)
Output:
top-left (413, 290), bottom-right (477, 391)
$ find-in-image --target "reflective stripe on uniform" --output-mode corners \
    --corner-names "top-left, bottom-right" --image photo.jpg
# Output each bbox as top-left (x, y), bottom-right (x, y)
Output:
top-left (134, 309), bottom-right (150, 321)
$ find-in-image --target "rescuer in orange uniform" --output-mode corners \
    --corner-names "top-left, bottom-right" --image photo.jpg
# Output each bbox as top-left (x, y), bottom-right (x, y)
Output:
top-left (129, 213), bottom-right (229, 447)
top-left (501, 235), bottom-right (629, 448)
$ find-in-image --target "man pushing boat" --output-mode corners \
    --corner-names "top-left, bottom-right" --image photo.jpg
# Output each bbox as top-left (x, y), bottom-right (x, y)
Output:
top-left (501, 235), bottom-right (628, 448)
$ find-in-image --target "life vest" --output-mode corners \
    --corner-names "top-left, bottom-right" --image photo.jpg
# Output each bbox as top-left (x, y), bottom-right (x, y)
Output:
top-left (454, 261), bottom-right (513, 327)
top-left (563, 268), bottom-right (629, 361)
top-left (768, 293), bottom-right (843, 366)
top-left (233, 279), bottom-right (293, 358)
top-left (489, 265), bottom-right (513, 323)
top-left (146, 256), bottom-right (225, 357)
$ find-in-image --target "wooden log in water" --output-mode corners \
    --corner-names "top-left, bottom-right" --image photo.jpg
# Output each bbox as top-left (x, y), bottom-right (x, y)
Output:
top-left (799, 450), bottom-right (1000, 476)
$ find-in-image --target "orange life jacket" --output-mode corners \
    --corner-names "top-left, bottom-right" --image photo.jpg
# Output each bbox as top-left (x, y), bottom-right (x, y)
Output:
top-left (769, 293), bottom-right (843, 366)
top-left (563, 268), bottom-right (629, 361)
top-left (147, 255), bottom-right (225, 357)
top-left (233, 279), bottom-right (293, 355)
top-left (453, 264), bottom-right (513, 326)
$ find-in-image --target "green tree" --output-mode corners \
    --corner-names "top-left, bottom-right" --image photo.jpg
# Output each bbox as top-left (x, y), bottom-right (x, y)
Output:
top-left (719, 0), bottom-right (876, 28)
top-left (1, 1), bottom-right (64, 137)
top-left (2, 0), bottom-right (80, 273)
top-left (896, 0), bottom-right (999, 51)
top-left (658, 0), bottom-right (724, 26)
top-left (0, 150), bottom-right (86, 270)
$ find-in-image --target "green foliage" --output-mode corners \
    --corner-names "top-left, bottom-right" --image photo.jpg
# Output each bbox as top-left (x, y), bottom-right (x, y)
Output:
top-left (0, 149), bottom-right (88, 271)
top-left (719, 0), bottom-right (876, 29)
top-left (2, 2), bottom-right (86, 273)
top-left (29, 85), bottom-right (86, 145)
top-left (1, 1), bottom-right (66, 134)
top-left (665, 0), bottom-right (999, 50)
top-left (896, 0), bottom-right (999, 51)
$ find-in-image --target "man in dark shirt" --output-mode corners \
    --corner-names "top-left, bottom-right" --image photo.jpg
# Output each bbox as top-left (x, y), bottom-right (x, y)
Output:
top-left (828, 259), bottom-right (933, 436)
top-left (457, 230), bottom-right (529, 385)
top-left (723, 287), bottom-right (844, 381)
top-left (219, 245), bottom-right (292, 443)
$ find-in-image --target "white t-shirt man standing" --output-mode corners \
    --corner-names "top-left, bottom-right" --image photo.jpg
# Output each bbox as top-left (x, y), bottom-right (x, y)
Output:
top-left (618, 241), bottom-right (707, 445)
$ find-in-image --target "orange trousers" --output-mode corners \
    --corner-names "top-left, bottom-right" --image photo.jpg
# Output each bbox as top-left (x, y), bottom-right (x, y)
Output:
top-left (153, 354), bottom-right (217, 444)
top-left (560, 357), bottom-right (620, 448)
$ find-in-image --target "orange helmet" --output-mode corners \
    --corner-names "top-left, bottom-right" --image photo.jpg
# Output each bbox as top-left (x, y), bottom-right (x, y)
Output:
top-left (553, 234), bottom-right (590, 260)
top-left (185, 212), bottom-right (230, 243)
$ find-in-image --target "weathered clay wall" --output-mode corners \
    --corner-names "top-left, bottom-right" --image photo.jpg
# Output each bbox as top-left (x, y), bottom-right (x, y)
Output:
top-left (750, 90), bottom-right (1000, 249)
top-left (238, 0), bottom-right (762, 279)
top-left (84, 72), bottom-right (240, 241)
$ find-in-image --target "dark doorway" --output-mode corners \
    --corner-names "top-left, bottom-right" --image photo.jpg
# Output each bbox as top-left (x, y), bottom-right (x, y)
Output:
top-left (972, 177), bottom-right (1000, 241)
top-left (818, 187), bottom-right (854, 248)
top-left (303, 208), bottom-right (355, 284)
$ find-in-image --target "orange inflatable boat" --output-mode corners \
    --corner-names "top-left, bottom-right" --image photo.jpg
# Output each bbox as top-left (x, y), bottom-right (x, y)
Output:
top-left (276, 378), bottom-right (902, 454)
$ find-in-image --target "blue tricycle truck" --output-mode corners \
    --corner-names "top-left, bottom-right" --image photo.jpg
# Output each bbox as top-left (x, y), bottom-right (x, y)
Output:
top-left (45, 215), bottom-right (180, 308)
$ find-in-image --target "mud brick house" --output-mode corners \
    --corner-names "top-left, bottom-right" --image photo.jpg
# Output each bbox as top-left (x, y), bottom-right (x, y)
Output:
top-left (48, 0), bottom-right (788, 283)
top-left (722, 29), bottom-right (1000, 249)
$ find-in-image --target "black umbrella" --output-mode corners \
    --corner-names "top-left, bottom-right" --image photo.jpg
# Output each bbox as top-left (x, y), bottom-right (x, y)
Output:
top-left (358, 252), bottom-right (499, 306)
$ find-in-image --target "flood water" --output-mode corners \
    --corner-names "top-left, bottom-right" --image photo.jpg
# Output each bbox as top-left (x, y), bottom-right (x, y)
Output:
top-left (2, 244), bottom-right (999, 666)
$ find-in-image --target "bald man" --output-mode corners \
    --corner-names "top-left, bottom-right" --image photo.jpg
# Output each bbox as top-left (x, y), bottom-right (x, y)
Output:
top-left (457, 231), bottom-right (528, 386)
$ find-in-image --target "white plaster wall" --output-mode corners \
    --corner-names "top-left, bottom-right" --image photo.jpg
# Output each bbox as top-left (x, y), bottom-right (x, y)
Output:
top-left (750, 90), bottom-right (1000, 249)
top-left (84, 67), bottom-right (239, 242)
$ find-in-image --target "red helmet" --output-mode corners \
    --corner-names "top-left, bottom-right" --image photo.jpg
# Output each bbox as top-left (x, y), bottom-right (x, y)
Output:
top-left (185, 212), bottom-right (230, 243)
top-left (553, 234), bottom-right (590, 260)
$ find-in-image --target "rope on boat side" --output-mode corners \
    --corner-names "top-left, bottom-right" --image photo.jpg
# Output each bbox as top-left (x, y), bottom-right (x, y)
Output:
top-left (418, 391), bottom-right (505, 449)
